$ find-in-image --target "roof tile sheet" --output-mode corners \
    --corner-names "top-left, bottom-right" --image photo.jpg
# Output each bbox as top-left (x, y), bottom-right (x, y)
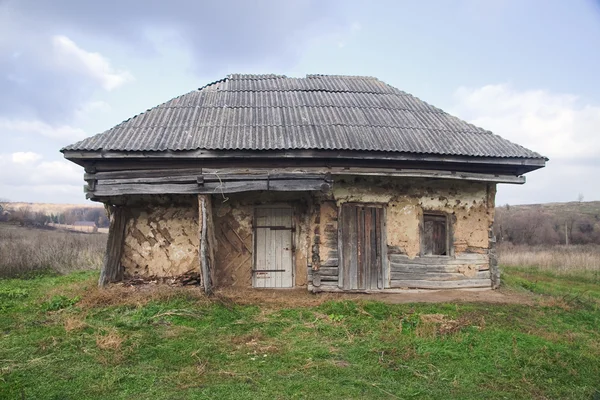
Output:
top-left (62, 74), bottom-right (544, 159)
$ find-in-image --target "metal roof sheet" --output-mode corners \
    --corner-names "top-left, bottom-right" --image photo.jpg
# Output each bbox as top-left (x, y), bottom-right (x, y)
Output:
top-left (62, 74), bottom-right (544, 159)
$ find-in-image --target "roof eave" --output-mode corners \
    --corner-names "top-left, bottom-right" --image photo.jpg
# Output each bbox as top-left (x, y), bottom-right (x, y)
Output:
top-left (62, 149), bottom-right (546, 173)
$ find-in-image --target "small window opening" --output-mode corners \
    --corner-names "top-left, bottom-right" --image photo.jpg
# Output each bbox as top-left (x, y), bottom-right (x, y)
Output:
top-left (422, 213), bottom-right (448, 256)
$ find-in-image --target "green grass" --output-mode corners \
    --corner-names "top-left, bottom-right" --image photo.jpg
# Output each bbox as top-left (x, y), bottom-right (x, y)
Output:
top-left (1, 269), bottom-right (599, 399)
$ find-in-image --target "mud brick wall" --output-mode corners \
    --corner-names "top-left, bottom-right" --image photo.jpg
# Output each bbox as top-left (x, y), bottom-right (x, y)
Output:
top-left (120, 197), bottom-right (199, 278)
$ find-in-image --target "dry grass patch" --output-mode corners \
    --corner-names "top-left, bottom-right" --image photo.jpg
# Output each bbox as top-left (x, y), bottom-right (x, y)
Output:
top-left (77, 284), bottom-right (209, 309)
top-left (95, 328), bottom-right (124, 351)
top-left (214, 286), bottom-right (348, 309)
top-left (498, 243), bottom-right (600, 272)
top-left (160, 325), bottom-right (197, 339)
top-left (416, 313), bottom-right (481, 338)
top-left (0, 223), bottom-right (106, 277)
top-left (175, 362), bottom-right (208, 389)
top-left (230, 330), bottom-right (280, 355)
top-left (64, 316), bottom-right (88, 333)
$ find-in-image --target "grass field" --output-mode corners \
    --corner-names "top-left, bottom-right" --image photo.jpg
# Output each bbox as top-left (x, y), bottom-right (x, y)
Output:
top-left (0, 268), bottom-right (599, 399)
top-left (0, 223), bottom-right (106, 278)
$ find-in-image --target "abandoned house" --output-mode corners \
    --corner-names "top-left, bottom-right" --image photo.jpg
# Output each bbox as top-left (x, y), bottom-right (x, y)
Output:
top-left (61, 74), bottom-right (546, 293)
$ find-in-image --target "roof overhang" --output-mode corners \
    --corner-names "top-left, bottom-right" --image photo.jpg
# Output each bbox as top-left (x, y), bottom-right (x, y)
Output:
top-left (62, 149), bottom-right (547, 176)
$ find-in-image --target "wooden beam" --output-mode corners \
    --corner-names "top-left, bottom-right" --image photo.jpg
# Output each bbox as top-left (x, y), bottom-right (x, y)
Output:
top-left (98, 206), bottom-right (126, 287)
top-left (390, 271), bottom-right (490, 281)
top-left (199, 195), bottom-right (212, 294)
top-left (86, 166), bottom-right (524, 185)
top-left (91, 179), bottom-right (330, 196)
top-left (390, 279), bottom-right (491, 289)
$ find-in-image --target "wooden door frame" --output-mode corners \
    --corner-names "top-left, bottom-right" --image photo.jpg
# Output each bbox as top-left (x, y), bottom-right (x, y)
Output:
top-left (337, 202), bottom-right (389, 290)
top-left (252, 204), bottom-right (295, 288)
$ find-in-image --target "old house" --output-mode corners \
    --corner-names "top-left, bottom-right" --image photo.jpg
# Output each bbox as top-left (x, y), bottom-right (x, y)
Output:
top-left (62, 74), bottom-right (546, 293)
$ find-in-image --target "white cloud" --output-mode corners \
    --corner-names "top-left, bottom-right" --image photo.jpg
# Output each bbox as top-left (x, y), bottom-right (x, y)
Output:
top-left (52, 35), bottom-right (133, 91)
top-left (451, 84), bottom-right (600, 204)
top-left (0, 118), bottom-right (86, 141)
top-left (0, 153), bottom-right (81, 186)
top-left (11, 152), bottom-right (42, 164)
top-left (452, 84), bottom-right (600, 159)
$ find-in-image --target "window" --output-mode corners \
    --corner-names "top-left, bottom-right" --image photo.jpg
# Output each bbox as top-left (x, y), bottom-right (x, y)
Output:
top-left (422, 213), bottom-right (449, 256)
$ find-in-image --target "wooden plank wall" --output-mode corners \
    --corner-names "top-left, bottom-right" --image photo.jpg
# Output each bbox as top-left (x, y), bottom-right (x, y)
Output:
top-left (388, 253), bottom-right (491, 289)
top-left (84, 168), bottom-right (331, 198)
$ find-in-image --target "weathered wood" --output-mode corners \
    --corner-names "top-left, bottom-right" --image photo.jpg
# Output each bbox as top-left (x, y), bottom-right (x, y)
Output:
top-left (389, 253), bottom-right (489, 265)
top-left (320, 274), bottom-right (339, 282)
top-left (340, 204), bottom-right (383, 290)
top-left (320, 258), bottom-right (339, 267)
top-left (390, 263), bottom-right (490, 274)
top-left (390, 279), bottom-right (492, 289)
top-left (318, 267), bottom-right (339, 276)
top-left (92, 179), bottom-right (330, 196)
top-left (422, 213), bottom-right (447, 256)
top-left (86, 168), bottom-right (327, 182)
top-left (391, 271), bottom-right (490, 281)
top-left (310, 285), bottom-right (493, 294)
top-left (100, 175), bottom-right (199, 185)
top-left (98, 206), bottom-right (127, 287)
top-left (199, 195), bottom-right (213, 294)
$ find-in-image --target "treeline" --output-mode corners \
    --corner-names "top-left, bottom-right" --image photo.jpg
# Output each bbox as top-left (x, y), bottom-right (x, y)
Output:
top-left (0, 205), bottom-right (109, 228)
top-left (494, 203), bottom-right (600, 246)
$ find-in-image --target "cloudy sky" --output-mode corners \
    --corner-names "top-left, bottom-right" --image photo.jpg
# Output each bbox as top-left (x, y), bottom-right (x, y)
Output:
top-left (1, 0), bottom-right (599, 205)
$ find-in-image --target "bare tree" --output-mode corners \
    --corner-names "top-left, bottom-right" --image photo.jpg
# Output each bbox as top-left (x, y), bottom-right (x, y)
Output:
top-left (577, 193), bottom-right (584, 202)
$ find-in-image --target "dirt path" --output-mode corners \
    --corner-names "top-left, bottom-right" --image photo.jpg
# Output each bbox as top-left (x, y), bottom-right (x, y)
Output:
top-left (364, 288), bottom-right (534, 305)
top-left (214, 286), bottom-right (535, 307)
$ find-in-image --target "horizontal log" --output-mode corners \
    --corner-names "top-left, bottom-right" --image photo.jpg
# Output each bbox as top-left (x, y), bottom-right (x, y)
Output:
top-left (100, 175), bottom-right (199, 185)
top-left (87, 168), bottom-right (328, 182)
top-left (85, 168), bottom-right (203, 180)
top-left (319, 280), bottom-right (339, 287)
top-left (390, 263), bottom-right (489, 274)
top-left (318, 267), bottom-right (339, 276)
top-left (94, 182), bottom-right (200, 195)
top-left (389, 254), bottom-right (489, 265)
top-left (390, 263), bottom-right (461, 274)
top-left (92, 178), bottom-right (330, 196)
top-left (320, 258), bottom-right (339, 268)
top-left (390, 271), bottom-right (490, 281)
top-left (81, 165), bottom-right (526, 186)
top-left (320, 275), bottom-right (339, 282)
top-left (390, 279), bottom-right (491, 289)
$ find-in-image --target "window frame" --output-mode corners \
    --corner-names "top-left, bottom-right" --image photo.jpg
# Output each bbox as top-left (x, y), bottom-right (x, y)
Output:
top-left (420, 211), bottom-right (453, 257)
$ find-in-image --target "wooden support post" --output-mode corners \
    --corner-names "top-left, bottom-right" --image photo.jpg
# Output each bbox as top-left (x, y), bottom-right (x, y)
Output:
top-left (98, 205), bottom-right (126, 287)
top-left (198, 195), bottom-right (214, 294)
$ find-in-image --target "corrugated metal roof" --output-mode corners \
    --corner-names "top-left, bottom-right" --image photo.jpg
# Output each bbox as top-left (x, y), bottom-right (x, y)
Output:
top-left (62, 74), bottom-right (544, 159)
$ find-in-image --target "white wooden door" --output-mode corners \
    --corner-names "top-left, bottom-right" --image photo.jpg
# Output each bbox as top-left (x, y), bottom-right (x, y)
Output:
top-left (253, 208), bottom-right (293, 288)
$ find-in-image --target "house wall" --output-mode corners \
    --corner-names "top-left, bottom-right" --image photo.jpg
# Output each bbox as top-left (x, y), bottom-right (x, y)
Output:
top-left (120, 196), bottom-right (199, 278)
top-left (211, 192), bottom-right (311, 288)
top-left (114, 177), bottom-right (497, 290)
top-left (332, 176), bottom-right (494, 257)
top-left (308, 176), bottom-right (496, 291)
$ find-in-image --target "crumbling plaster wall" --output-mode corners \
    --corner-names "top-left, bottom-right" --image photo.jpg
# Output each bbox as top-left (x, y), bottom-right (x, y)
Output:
top-left (211, 192), bottom-right (311, 287)
top-left (331, 176), bottom-right (495, 258)
top-left (120, 195), bottom-right (199, 278)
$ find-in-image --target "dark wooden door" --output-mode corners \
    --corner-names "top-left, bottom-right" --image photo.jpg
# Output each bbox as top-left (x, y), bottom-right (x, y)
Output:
top-left (341, 204), bottom-right (383, 290)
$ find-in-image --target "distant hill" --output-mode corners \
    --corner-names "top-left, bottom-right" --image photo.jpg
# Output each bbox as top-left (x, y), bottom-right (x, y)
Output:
top-left (495, 201), bottom-right (600, 246)
top-left (498, 201), bottom-right (600, 218)
top-left (0, 202), bottom-right (103, 215)
top-left (0, 202), bottom-right (108, 228)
